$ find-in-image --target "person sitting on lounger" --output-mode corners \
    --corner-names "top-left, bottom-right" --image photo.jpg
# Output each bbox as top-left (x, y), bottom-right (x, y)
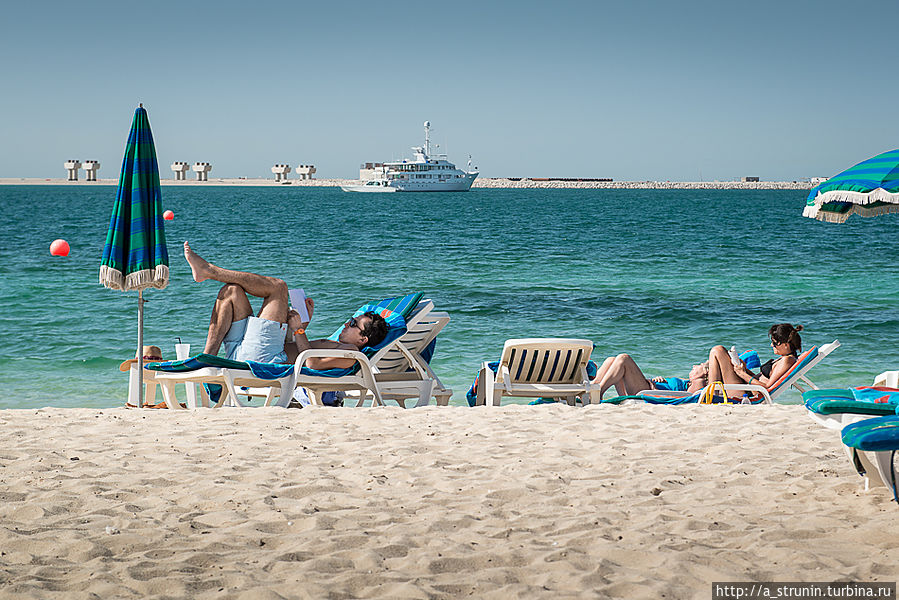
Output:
top-left (183, 242), bottom-right (388, 370)
top-left (707, 323), bottom-right (803, 392)
top-left (591, 323), bottom-right (804, 400)
top-left (591, 354), bottom-right (709, 399)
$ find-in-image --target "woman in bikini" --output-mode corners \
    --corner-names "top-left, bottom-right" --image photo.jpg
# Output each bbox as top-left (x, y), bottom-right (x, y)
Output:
top-left (707, 323), bottom-right (803, 391)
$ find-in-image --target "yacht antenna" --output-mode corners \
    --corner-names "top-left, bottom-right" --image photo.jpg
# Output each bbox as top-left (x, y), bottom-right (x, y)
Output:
top-left (423, 120), bottom-right (430, 157)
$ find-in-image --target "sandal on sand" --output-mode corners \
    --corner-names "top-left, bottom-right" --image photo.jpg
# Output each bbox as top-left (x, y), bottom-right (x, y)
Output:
top-left (124, 401), bottom-right (186, 409)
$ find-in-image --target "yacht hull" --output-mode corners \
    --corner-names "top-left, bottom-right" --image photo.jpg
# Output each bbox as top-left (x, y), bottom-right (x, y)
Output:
top-left (339, 184), bottom-right (398, 193)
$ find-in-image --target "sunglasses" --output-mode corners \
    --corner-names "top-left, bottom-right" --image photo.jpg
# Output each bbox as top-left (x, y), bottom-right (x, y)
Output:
top-left (345, 316), bottom-right (367, 335)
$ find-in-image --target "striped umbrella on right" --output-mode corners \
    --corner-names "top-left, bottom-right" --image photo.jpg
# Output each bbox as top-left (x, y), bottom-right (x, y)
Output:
top-left (804, 148), bottom-right (899, 223)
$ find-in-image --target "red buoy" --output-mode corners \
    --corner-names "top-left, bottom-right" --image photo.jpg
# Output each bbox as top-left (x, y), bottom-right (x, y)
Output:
top-left (50, 239), bottom-right (70, 256)
top-left (163, 210), bottom-right (174, 220)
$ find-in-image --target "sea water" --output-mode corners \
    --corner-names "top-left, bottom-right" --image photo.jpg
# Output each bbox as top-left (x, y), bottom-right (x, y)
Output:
top-left (1, 185), bottom-right (896, 408)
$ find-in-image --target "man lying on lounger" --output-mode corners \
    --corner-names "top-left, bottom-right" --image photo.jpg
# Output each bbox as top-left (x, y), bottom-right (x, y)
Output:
top-left (183, 242), bottom-right (388, 370)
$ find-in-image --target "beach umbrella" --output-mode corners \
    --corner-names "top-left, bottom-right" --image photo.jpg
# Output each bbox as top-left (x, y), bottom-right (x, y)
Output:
top-left (804, 148), bottom-right (899, 223)
top-left (99, 104), bottom-right (169, 407)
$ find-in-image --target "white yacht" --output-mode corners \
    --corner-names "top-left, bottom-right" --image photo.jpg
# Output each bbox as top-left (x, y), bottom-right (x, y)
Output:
top-left (341, 121), bottom-right (478, 192)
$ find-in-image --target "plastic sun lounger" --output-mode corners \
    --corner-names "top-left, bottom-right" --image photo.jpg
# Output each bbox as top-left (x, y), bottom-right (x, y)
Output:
top-left (476, 338), bottom-right (600, 407)
top-left (804, 382), bottom-right (899, 492)
top-left (340, 299), bottom-right (453, 408)
top-left (841, 415), bottom-right (899, 499)
top-left (632, 340), bottom-right (841, 405)
top-left (292, 295), bottom-right (455, 408)
top-left (148, 354), bottom-right (297, 409)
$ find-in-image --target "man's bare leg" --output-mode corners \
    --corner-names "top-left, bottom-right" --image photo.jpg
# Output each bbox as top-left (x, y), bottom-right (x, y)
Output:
top-left (596, 354), bottom-right (653, 398)
top-left (203, 284), bottom-right (255, 355)
top-left (184, 241), bottom-right (288, 323)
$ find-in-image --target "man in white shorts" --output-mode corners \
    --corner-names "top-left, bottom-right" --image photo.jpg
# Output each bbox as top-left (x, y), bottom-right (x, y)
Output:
top-left (183, 242), bottom-right (387, 370)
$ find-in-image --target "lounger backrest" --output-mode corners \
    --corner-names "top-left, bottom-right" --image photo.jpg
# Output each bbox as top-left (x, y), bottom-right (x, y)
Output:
top-left (767, 339), bottom-right (841, 397)
top-left (500, 338), bottom-right (594, 385)
top-left (371, 300), bottom-right (449, 374)
top-left (768, 346), bottom-right (819, 395)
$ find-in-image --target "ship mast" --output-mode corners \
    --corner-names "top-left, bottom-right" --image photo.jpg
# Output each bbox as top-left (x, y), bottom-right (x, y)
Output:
top-left (423, 120), bottom-right (430, 158)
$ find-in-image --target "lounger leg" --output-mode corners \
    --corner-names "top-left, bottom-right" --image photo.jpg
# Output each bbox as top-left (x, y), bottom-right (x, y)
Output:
top-left (145, 378), bottom-right (158, 407)
top-left (434, 390), bottom-right (452, 406)
top-left (307, 389), bottom-right (323, 406)
top-left (477, 365), bottom-right (494, 406)
top-left (414, 380), bottom-right (435, 408)
top-left (159, 380), bottom-right (184, 410)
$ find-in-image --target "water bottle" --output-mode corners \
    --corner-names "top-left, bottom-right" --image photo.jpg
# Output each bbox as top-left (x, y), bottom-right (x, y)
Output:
top-left (728, 346), bottom-right (741, 368)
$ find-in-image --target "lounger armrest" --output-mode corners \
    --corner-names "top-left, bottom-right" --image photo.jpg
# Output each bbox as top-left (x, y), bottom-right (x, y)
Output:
top-left (293, 349), bottom-right (373, 370)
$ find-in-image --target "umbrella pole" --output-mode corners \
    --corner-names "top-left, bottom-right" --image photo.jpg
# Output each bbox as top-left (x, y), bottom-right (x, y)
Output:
top-left (138, 289), bottom-right (144, 409)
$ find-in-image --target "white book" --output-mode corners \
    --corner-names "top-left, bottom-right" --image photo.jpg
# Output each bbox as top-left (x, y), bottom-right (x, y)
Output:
top-left (288, 288), bottom-right (310, 323)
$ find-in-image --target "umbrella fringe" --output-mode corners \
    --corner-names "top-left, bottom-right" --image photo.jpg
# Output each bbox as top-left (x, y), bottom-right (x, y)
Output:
top-left (813, 188), bottom-right (899, 206)
top-left (804, 202), bottom-right (899, 223)
top-left (100, 264), bottom-right (169, 291)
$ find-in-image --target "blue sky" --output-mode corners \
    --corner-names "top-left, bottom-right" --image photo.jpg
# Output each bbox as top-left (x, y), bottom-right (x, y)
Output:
top-left (3, 0), bottom-right (898, 181)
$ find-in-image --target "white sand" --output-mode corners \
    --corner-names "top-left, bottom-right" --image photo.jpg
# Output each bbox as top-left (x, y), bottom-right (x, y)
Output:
top-left (0, 404), bottom-right (895, 599)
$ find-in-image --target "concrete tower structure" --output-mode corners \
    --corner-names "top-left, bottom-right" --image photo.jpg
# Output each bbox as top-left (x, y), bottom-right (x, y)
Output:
top-left (64, 159), bottom-right (81, 181)
top-left (83, 160), bottom-right (100, 181)
top-left (192, 162), bottom-right (212, 181)
top-left (296, 164), bottom-right (316, 180)
top-left (171, 162), bottom-right (190, 181)
top-left (271, 164), bottom-right (291, 182)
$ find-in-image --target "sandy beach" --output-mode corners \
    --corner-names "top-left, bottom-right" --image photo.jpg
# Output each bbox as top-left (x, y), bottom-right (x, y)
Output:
top-left (0, 177), bottom-right (813, 190)
top-left (0, 404), bottom-right (895, 599)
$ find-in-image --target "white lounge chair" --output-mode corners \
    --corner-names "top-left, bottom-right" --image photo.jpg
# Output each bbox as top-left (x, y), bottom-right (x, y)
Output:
top-left (634, 340), bottom-right (841, 404)
top-left (476, 338), bottom-right (600, 407)
top-left (804, 381), bottom-right (899, 491)
top-left (841, 415), bottom-right (899, 497)
top-left (341, 300), bottom-right (452, 407)
top-left (149, 354), bottom-right (297, 409)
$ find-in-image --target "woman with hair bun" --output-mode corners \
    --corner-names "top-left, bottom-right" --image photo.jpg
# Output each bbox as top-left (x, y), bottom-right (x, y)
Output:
top-left (707, 323), bottom-right (804, 390)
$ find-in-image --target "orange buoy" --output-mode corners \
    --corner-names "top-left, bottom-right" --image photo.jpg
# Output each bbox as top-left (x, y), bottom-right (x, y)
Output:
top-left (50, 239), bottom-right (70, 256)
top-left (163, 210), bottom-right (174, 220)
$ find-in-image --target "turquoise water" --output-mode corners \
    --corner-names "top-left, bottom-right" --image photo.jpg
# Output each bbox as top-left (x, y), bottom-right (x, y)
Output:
top-left (1, 185), bottom-right (897, 408)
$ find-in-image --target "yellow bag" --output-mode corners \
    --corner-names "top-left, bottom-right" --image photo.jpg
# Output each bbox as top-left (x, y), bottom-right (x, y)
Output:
top-left (700, 380), bottom-right (730, 404)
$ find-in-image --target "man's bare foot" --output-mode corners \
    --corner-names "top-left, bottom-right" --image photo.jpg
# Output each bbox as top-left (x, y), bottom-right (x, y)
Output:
top-left (183, 241), bottom-right (211, 282)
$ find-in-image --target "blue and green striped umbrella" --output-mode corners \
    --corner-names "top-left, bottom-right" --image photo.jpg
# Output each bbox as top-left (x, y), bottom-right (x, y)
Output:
top-left (99, 104), bottom-right (169, 290)
top-left (804, 148), bottom-right (899, 223)
top-left (99, 105), bottom-right (169, 407)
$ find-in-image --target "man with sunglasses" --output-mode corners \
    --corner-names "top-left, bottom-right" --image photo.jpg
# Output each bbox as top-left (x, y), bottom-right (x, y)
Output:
top-left (184, 242), bottom-right (388, 370)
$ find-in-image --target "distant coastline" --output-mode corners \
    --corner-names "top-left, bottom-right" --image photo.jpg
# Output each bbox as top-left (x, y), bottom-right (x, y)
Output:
top-left (0, 177), bottom-right (814, 190)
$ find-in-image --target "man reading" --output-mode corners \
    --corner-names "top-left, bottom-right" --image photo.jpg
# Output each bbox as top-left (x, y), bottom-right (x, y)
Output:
top-left (183, 242), bottom-right (388, 370)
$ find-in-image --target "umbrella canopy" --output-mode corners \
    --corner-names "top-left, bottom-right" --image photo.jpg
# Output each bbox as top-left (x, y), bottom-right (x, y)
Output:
top-left (100, 105), bottom-right (169, 290)
top-left (804, 148), bottom-right (899, 223)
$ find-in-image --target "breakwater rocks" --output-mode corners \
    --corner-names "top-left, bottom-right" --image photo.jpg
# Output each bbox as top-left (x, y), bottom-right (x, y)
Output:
top-left (471, 178), bottom-right (813, 190)
top-left (1, 178), bottom-right (814, 190)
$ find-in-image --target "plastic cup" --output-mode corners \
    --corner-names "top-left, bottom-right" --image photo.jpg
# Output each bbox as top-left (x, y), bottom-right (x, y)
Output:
top-left (174, 342), bottom-right (197, 408)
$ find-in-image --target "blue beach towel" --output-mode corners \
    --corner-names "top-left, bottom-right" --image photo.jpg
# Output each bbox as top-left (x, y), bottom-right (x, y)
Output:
top-left (850, 387), bottom-right (899, 405)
